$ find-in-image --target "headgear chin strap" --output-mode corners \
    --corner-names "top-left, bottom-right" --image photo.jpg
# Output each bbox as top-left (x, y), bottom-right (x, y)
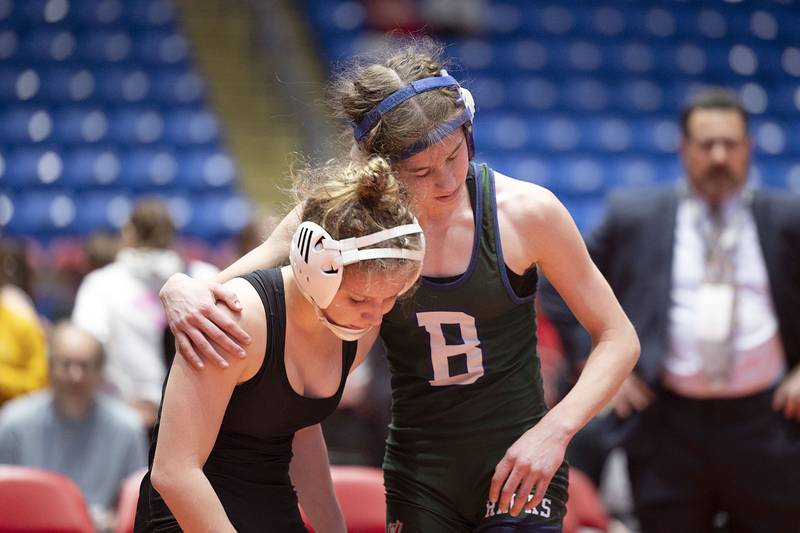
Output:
top-left (290, 220), bottom-right (424, 340)
top-left (352, 70), bottom-right (476, 160)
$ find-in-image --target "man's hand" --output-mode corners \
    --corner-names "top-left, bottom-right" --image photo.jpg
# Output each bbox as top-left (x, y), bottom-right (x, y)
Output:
top-left (609, 373), bottom-right (654, 418)
top-left (489, 419), bottom-right (568, 517)
top-left (773, 366), bottom-right (800, 422)
top-left (160, 273), bottom-right (251, 369)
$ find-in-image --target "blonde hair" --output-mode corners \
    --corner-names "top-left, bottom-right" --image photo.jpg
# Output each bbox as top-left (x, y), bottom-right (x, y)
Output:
top-left (293, 155), bottom-right (423, 276)
top-left (331, 39), bottom-right (464, 160)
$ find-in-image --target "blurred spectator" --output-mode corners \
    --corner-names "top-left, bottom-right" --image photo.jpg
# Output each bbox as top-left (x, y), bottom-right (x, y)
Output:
top-left (235, 208), bottom-right (280, 259)
top-left (420, 0), bottom-right (485, 35)
top-left (72, 199), bottom-right (217, 429)
top-left (364, 0), bottom-right (484, 35)
top-left (542, 88), bottom-right (800, 533)
top-left (0, 243), bottom-right (48, 407)
top-left (0, 321), bottom-right (147, 531)
top-left (0, 238), bottom-right (37, 322)
top-left (85, 230), bottom-right (121, 273)
top-left (365, 0), bottom-right (421, 32)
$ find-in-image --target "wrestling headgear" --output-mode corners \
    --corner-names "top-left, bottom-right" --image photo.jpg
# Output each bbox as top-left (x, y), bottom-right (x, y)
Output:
top-left (290, 220), bottom-right (424, 340)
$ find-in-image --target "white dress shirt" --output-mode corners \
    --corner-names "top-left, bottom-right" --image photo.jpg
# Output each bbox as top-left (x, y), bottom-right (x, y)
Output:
top-left (662, 187), bottom-right (786, 398)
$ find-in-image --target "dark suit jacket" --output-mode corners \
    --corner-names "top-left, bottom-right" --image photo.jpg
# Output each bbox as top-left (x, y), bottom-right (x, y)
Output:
top-left (540, 185), bottom-right (800, 447)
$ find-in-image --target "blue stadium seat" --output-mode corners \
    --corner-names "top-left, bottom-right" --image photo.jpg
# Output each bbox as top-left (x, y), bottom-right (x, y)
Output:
top-left (135, 30), bottom-right (190, 65)
top-left (473, 112), bottom-right (536, 153)
top-left (95, 67), bottom-right (152, 103)
top-left (71, 0), bottom-right (125, 27)
top-left (772, 83), bottom-right (800, 116)
top-left (506, 76), bottom-right (558, 111)
top-left (302, 0), bottom-right (367, 39)
top-left (51, 107), bottom-right (109, 144)
top-left (560, 197), bottom-right (606, 235)
top-left (37, 67), bottom-right (73, 102)
top-left (61, 147), bottom-right (122, 189)
top-left (610, 79), bottom-right (666, 114)
top-left (604, 40), bottom-right (657, 76)
top-left (606, 156), bottom-right (679, 190)
top-left (0, 28), bottom-right (18, 62)
top-left (15, 0), bottom-right (67, 24)
top-left (107, 107), bottom-right (164, 144)
top-left (72, 190), bottom-right (133, 234)
top-left (76, 29), bottom-right (133, 63)
top-left (150, 68), bottom-right (205, 104)
top-left (22, 28), bottom-right (79, 62)
top-left (469, 76), bottom-right (507, 112)
top-left (118, 147), bottom-right (179, 190)
top-left (627, 117), bottom-right (680, 155)
top-left (578, 116), bottom-right (633, 154)
top-left (559, 77), bottom-right (611, 113)
top-left (547, 155), bottom-right (609, 198)
top-left (175, 149), bottom-right (237, 191)
top-left (162, 108), bottom-right (220, 145)
top-left (7, 190), bottom-right (78, 237)
top-left (0, 66), bottom-right (25, 101)
top-left (0, 108), bottom-right (50, 144)
top-left (183, 193), bottom-right (252, 241)
top-left (124, 0), bottom-right (179, 28)
top-left (482, 154), bottom-right (550, 186)
top-left (3, 146), bottom-right (65, 188)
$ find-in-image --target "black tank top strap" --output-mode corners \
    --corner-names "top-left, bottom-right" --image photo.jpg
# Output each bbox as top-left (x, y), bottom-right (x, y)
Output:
top-left (241, 268), bottom-right (357, 396)
top-left (237, 268), bottom-right (287, 388)
top-left (341, 339), bottom-right (358, 384)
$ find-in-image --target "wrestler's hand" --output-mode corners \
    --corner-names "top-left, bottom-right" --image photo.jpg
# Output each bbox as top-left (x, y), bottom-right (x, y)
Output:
top-left (773, 365), bottom-right (800, 422)
top-left (160, 273), bottom-right (251, 369)
top-left (609, 373), bottom-right (654, 418)
top-left (489, 418), bottom-right (568, 517)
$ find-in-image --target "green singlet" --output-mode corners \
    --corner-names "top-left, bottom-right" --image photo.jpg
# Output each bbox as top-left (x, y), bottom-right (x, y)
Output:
top-left (380, 163), bottom-right (568, 532)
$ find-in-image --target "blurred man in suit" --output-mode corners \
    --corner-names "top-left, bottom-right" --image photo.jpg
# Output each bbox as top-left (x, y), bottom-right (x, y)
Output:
top-left (542, 88), bottom-right (800, 533)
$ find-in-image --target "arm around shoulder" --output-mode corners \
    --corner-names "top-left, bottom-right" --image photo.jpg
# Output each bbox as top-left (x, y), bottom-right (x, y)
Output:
top-left (160, 206), bottom-right (302, 368)
top-left (150, 279), bottom-right (266, 532)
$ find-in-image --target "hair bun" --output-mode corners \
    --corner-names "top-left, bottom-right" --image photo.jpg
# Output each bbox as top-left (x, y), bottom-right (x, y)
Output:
top-left (354, 156), bottom-right (396, 205)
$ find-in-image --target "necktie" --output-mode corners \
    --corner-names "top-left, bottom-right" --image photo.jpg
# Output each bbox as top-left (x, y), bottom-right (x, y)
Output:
top-left (697, 206), bottom-right (737, 386)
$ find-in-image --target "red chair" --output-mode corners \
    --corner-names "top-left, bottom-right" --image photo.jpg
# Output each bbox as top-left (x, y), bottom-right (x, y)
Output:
top-left (0, 465), bottom-right (94, 533)
top-left (114, 468), bottom-right (148, 533)
top-left (564, 467), bottom-right (611, 533)
top-left (302, 465), bottom-right (386, 533)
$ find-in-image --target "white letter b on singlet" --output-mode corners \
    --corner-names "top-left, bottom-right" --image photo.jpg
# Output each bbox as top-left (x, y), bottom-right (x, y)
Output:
top-left (417, 311), bottom-right (485, 386)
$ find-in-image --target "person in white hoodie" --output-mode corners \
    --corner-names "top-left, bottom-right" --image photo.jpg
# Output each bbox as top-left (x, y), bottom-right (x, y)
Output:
top-left (72, 199), bottom-right (217, 428)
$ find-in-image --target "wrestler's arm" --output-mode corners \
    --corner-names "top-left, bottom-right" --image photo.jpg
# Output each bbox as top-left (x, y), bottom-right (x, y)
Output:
top-left (489, 177), bottom-right (640, 516)
top-left (290, 425), bottom-right (347, 533)
top-left (160, 205), bottom-right (302, 368)
top-left (150, 278), bottom-right (266, 532)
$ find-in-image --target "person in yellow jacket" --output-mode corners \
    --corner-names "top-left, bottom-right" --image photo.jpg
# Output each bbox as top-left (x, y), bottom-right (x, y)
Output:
top-left (0, 244), bottom-right (47, 406)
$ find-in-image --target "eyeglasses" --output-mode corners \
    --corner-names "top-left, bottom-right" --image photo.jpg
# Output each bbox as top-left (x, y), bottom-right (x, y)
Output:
top-left (50, 358), bottom-right (101, 372)
top-left (686, 137), bottom-right (748, 153)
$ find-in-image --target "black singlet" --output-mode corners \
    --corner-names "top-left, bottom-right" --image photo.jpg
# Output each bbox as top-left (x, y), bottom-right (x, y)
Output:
top-left (134, 268), bottom-right (357, 533)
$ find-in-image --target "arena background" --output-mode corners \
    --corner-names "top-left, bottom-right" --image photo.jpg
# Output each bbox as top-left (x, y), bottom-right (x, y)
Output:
top-left (0, 1), bottom-right (798, 532)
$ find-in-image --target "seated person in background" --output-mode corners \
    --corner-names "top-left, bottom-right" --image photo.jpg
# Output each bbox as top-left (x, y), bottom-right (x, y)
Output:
top-left (0, 242), bottom-right (47, 407)
top-left (0, 321), bottom-right (148, 531)
top-left (133, 156), bottom-right (424, 533)
top-left (72, 199), bottom-right (217, 429)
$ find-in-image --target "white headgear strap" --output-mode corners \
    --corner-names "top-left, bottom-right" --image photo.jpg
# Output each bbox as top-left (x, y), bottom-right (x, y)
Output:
top-left (290, 220), bottom-right (424, 340)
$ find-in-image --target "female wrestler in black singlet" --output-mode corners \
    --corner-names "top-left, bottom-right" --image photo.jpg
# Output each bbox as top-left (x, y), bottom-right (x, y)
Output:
top-left (133, 156), bottom-right (423, 533)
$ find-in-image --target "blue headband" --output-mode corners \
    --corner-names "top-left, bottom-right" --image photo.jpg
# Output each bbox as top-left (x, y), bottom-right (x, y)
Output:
top-left (397, 109), bottom-right (472, 160)
top-left (352, 75), bottom-right (461, 142)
